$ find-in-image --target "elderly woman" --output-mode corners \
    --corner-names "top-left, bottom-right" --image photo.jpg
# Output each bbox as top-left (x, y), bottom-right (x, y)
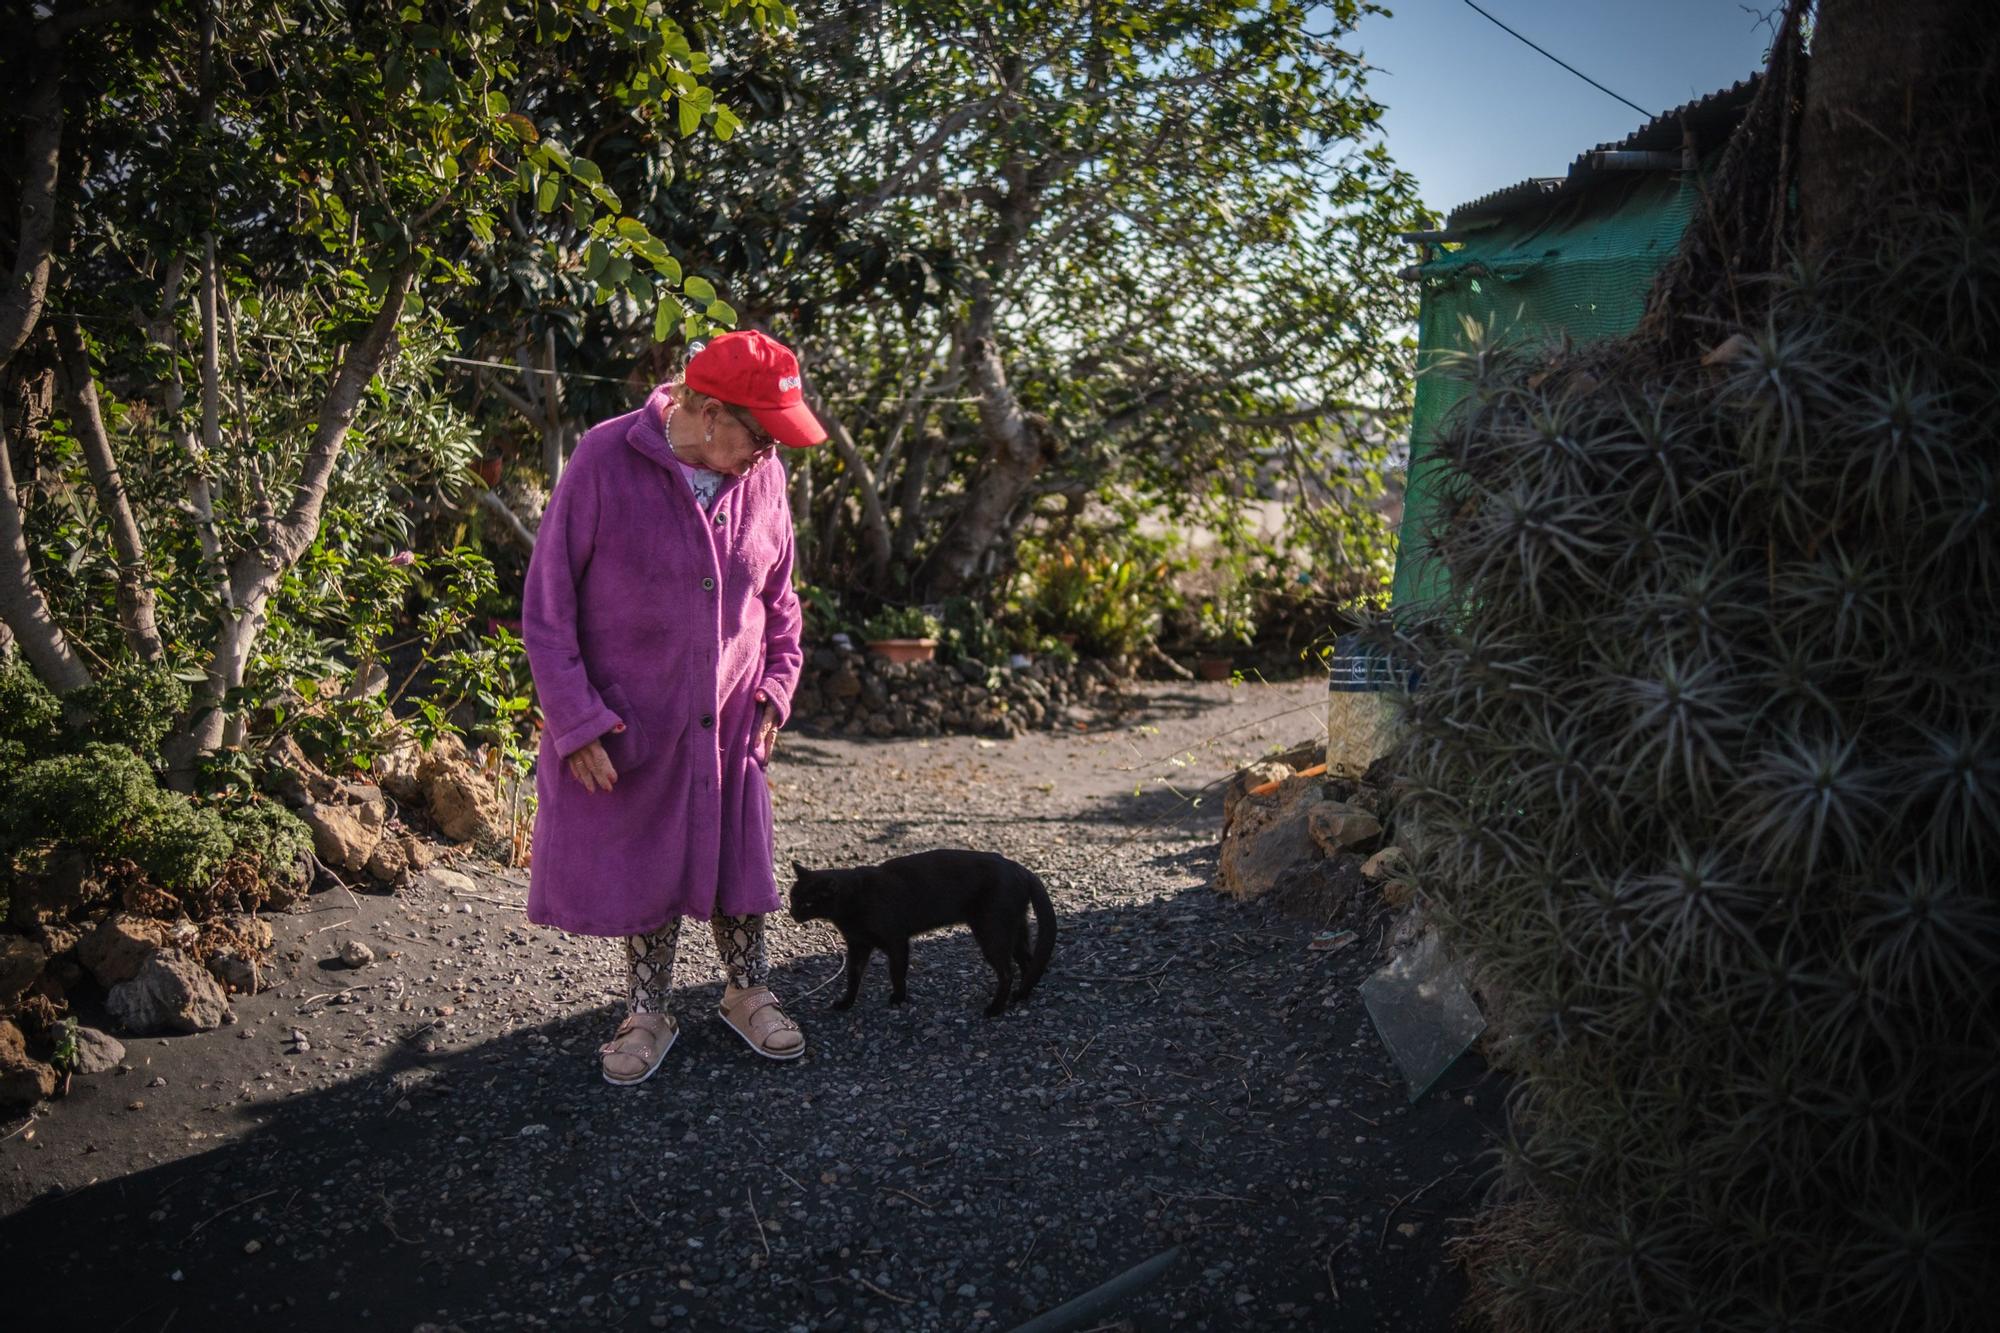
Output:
top-left (522, 330), bottom-right (825, 1085)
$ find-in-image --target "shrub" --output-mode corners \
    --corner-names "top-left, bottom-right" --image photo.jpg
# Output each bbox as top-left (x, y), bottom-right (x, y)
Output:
top-left (1, 744), bottom-right (160, 853)
top-left (934, 595), bottom-right (1011, 665)
top-left (1392, 198), bottom-right (2000, 1331)
top-left (3, 742), bottom-right (236, 896)
top-left (0, 658), bottom-right (65, 767)
top-left (1019, 529), bottom-right (1184, 656)
top-left (222, 800), bottom-right (314, 888)
top-left (67, 661), bottom-right (192, 756)
top-left (124, 798), bottom-right (234, 892)
top-left (858, 605), bottom-right (942, 642)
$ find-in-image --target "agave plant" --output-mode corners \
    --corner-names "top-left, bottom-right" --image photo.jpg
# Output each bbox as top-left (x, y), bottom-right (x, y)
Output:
top-left (1386, 193), bottom-right (2000, 1332)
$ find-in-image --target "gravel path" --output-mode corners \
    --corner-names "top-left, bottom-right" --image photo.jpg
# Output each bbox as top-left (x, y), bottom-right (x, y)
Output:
top-left (1, 678), bottom-right (1501, 1331)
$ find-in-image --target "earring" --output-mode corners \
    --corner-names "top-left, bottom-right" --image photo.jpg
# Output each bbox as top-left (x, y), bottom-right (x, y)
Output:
top-left (703, 419), bottom-right (715, 446)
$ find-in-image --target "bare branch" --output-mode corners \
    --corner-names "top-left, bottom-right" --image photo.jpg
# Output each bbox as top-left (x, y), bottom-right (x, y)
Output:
top-left (854, 97), bottom-right (1000, 215)
top-left (54, 320), bottom-right (166, 662)
top-left (479, 365), bottom-right (545, 428)
top-left (801, 371), bottom-right (892, 587)
top-left (478, 488), bottom-right (539, 551)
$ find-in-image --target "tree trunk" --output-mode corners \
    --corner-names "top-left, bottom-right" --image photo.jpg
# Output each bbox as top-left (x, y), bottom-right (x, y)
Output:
top-left (149, 254), bottom-right (229, 593)
top-left (540, 327), bottom-right (565, 488)
top-left (891, 432), bottom-right (936, 566)
top-left (1800, 0), bottom-right (1994, 254)
top-left (808, 386), bottom-right (892, 588)
top-left (162, 261), bottom-right (416, 778)
top-left (54, 320), bottom-right (166, 662)
top-left (0, 54), bottom-right (62, 370)
top-left (912, 166), bottom-right (1056, 599)
top-left (0, 416), bottom-right (91, 692)
top-left (789, 445), bottom-right (815, 581)
top-left (916, 332), bottom-right (1050, 598)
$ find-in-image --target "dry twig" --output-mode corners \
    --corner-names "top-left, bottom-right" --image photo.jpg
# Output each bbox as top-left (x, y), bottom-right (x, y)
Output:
top-left (184, 1188), bottom-right (278, 1243)
top-left (746, 1185), bottom-right (771, 1259)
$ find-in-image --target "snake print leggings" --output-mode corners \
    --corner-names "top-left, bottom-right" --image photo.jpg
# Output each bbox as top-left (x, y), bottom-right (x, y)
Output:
top-left (624, 913), bottom-right (769, 1015)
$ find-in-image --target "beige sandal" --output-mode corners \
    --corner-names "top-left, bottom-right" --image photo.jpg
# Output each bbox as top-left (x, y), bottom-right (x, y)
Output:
top-left (718, 984), bottom-right (805, 1061)
top-left (600, 1012), bottom-right (678, 1086)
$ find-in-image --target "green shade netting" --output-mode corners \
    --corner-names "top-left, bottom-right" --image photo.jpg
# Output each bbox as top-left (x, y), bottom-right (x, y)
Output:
top-left (1389, 171), bottom-right (1700, 611)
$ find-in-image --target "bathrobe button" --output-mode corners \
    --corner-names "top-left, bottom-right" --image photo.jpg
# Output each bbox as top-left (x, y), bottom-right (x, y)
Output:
top-left (700, 713), bottom-right (715, 729)
top-left (701, 576), bottom-right (715, 590)
top-left (713, 512), bottom-right (725, 525)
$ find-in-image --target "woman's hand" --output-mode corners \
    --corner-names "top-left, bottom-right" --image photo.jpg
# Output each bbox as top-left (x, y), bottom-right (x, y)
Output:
top-left (753, 700), bottom-right (781, 764)
top-left (566, 732), bottom-right (621, 793)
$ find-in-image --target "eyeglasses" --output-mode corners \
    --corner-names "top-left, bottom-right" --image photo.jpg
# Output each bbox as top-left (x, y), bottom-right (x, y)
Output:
top-left (729, 409), bottom-right (776, 451)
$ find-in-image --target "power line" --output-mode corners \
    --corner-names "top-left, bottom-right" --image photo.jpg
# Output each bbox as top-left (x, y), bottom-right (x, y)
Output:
top-left (1458, 0), bottom-right (1656, 121)
top-left (439, 353), bottom-right (981, 405)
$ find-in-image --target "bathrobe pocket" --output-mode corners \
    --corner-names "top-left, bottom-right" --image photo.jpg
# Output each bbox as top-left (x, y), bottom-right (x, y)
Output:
top-left (598, 684), bottom-right (651, 774)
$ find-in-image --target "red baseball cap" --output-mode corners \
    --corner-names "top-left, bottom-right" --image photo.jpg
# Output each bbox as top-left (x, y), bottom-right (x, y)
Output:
top-left (683, 330), bottom-right (827, 448)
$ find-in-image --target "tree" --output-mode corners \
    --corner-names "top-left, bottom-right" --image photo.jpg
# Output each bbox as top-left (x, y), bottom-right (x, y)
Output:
top-left (0, 0), bottom-right (781, 777)
top-left (746, 0), bottom-right (1427, 607)
top-left (436, 0), bottom-right (1427, 617)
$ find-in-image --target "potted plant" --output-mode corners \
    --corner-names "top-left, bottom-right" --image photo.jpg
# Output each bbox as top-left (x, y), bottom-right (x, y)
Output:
top-left (860, 606), bottom-right (943, 664)
top-left (1193, 592), bottom-right (1255, 681)
top-left (1195, 653), bottom-right (1235, 681)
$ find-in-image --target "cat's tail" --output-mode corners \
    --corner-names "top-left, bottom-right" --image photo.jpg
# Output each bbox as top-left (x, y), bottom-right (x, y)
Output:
top-left (1023, 869), bottom-right (1057, 991)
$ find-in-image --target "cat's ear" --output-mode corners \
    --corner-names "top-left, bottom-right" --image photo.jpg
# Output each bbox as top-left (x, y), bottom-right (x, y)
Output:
top-left (791, 860), bottom-right (809, 880)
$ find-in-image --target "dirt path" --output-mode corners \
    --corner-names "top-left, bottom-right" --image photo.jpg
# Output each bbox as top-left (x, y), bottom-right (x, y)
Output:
top-left (1, 678), bottom-right (1500, 1331)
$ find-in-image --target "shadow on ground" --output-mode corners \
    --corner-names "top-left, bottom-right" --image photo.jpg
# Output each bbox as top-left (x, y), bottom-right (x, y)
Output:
top-left (2, 886), bottom-right (1500, 1333)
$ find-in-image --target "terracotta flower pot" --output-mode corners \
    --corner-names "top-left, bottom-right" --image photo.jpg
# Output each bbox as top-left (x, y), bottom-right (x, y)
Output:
top-left (866, 638), bottom-right (937, 665)
top-left (1196, 655), bottom-right (1234, 681)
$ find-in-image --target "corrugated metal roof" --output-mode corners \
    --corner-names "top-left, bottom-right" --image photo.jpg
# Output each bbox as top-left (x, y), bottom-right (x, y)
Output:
top-left (1443, 76), bottom-right (1761, 230)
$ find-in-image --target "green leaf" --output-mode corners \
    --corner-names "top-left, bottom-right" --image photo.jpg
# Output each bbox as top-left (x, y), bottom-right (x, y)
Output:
top-left (483, 91), bottom-right (509, 117)
top-left (683, 275), bottom-right (715, 302)
top-left (653, 301), bottom-right (676, 343)
top-left (583, 239), bottom-right (609, 279)
top-left (616, 217), bottom-right (651, 245)
top-left (713, 105), bottom-right (743, 142)
top-left (650, 253), bottom-right (683, 284)
top-left (535, 174), bottom-right (559, 212)
top-left (676, 96), bottom-right (701, 138)
top-left (588, 181), bottom-right (622, 210)
top-left (569, 157), bottom-right (602, 185)
top-left (467, 214), bottom-right (495, 245)
top-left (705, 298), bottom-right (737, 326)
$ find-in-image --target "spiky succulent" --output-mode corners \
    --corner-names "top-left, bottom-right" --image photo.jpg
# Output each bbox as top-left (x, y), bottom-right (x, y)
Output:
top-left (1387, 193), bottom-right (1999, 1332)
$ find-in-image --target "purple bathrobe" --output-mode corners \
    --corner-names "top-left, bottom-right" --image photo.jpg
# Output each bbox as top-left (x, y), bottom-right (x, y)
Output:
top-left (521, 386), bottom-right (802, 937)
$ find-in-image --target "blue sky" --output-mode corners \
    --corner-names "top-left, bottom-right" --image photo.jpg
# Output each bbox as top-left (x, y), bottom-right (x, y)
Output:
top-left (1350, 0), bottom-right (1777, 217)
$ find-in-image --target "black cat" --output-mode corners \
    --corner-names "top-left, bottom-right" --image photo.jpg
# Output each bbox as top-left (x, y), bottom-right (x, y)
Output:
top-left (787, 850), bottom-right (1057, 1017)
